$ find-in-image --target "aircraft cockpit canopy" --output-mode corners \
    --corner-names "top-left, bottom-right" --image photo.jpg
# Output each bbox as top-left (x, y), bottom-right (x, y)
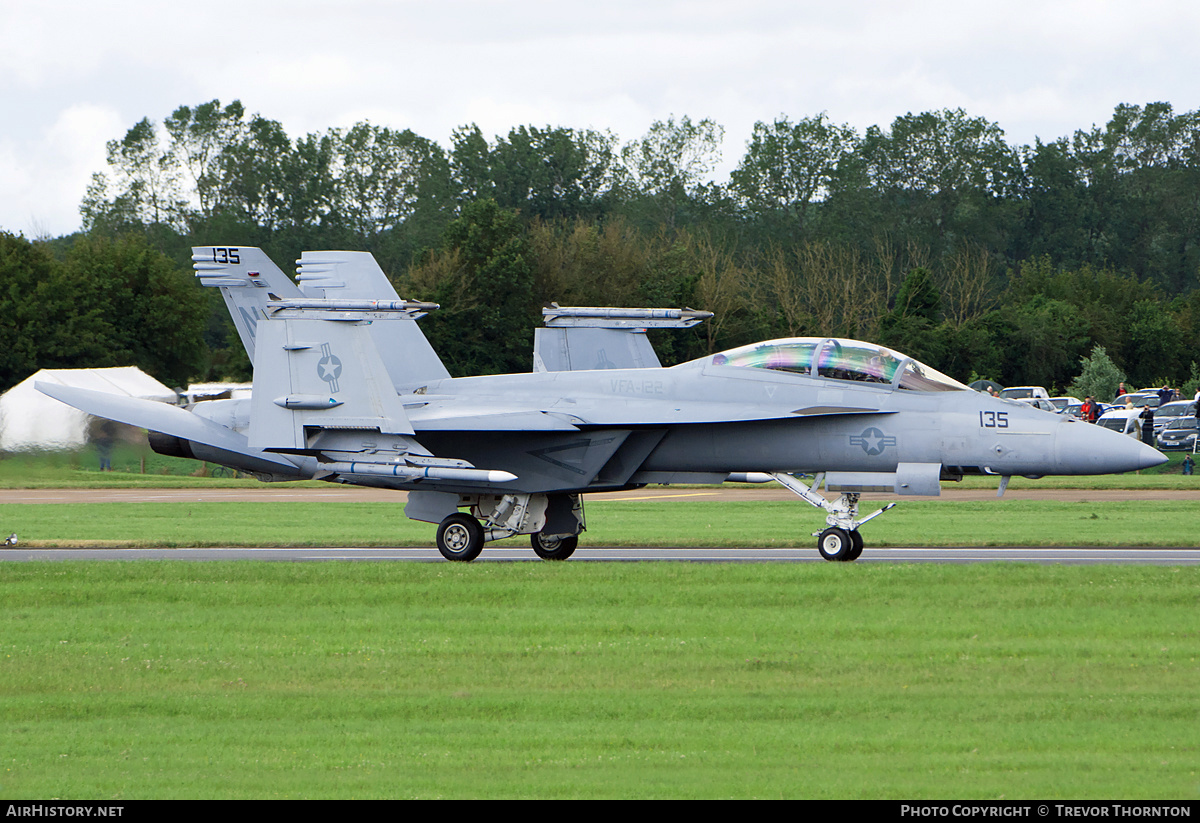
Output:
top-left (709, 338), bottom-right (968, 392)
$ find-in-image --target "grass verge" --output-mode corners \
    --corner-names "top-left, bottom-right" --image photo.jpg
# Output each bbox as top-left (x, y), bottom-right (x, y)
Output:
top-left (2, 562), bottom-right (1197, 799)
top-left (3, 499), bottom-right (1200, 548)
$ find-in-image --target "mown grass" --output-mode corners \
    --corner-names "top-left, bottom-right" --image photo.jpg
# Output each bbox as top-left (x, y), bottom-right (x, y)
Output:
top-left (1, 562), bottom-right (1197, 799)
top-left (3, 498), bottom-right (1200, 548)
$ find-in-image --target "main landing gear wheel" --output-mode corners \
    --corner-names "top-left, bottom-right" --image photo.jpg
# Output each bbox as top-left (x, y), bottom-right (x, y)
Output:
top-left (845, 530), bottom-right (864, 561)
top-left (436, 513), bottom-right (484, 562)
top-left (531, 532), bottom-right (579, 560)
top-left (817, 527), bottom-right (858, 562)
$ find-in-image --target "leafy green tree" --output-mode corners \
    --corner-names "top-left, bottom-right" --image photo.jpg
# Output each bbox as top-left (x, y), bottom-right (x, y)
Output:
top-left (81, 117), bottom-right (189, 232)
top-left (730, 113), bottom-right (858, 240)
top-left (991, 296), bottom-right (1089, 390)
top-left (1068, 345), bottom-right (1127, 403)
top-left (1020, 137), bottom-right (1099, 265)
top-left (405, 200), bottom-right (537, 375)
top-left (877, 268), bottom-right (945, 365)
top-left (851, 108), bottom-right (1024, 254)
top-left (449, 124), bottom-right (618, 220)
top-left (618, 115), bottom-right (725, 230)
top-left (1123, 299), bottom-right (1184, 387)
top-left (490, 125), bottom-right (617, 219)
top-left (0, 233), bottom-right (207, 390)
top-left (0, 234), bottom-right (105, 390)
top-left (1181, 361), bottom-right (1200, 401)
top-left (63, 235), bottom-right (208, 386)
top-left (163, 100), bottom-right (250, 218)
top-left (329, 123), bottom-right (450, 238)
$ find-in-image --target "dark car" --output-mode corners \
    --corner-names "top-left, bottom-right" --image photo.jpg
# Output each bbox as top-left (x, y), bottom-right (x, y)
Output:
top-left (1153, 401), bottom-right (1197, 435)
top-left (1157, 417), bottom-right (1199, 451)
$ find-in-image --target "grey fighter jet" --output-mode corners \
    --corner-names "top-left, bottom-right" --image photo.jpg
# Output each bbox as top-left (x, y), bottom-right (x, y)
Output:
top-left (38, 246), bottom-right (1166, 562)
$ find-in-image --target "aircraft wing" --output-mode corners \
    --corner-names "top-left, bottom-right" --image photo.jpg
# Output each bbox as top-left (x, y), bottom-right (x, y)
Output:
top-left (35, 382), bottom-right (300, 471)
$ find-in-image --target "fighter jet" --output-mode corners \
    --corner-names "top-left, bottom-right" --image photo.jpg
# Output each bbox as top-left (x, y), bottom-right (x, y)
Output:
top-left (38, 246), bottom-right (1166, 562)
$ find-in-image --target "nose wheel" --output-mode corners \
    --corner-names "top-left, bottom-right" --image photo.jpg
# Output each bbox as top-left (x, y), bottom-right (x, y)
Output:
top-left (817, 527), bottom-right (864, 561)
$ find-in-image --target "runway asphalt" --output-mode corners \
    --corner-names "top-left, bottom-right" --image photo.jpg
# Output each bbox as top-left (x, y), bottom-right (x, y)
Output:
top-left (6, 545), bottom-right (1200, 563)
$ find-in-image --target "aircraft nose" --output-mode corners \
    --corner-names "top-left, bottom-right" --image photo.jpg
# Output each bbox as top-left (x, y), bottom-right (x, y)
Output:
top-left (1054, 419), bottom-right (1167, 474)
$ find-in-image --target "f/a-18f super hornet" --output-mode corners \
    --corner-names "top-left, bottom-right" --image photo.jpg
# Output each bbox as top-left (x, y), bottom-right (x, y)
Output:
top-left (39, 246), bottom-right (1166, 562)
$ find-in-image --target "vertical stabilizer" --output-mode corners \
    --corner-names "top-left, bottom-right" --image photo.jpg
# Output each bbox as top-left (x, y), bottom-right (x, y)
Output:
top-left (193, 246), bottom-right (302, 362)
top-left (533, 305), bottom-right (712, 371)
top-left (296, 251), bottom-right (451, 390)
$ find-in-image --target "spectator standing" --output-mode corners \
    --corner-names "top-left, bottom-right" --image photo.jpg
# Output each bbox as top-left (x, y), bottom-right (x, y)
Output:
top-left (1140, 405), bottom-right (1155, 446)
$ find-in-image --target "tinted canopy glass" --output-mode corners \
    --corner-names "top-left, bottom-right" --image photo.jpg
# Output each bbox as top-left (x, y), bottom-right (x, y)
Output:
top-left (710, 338), bottom-right (967, 392)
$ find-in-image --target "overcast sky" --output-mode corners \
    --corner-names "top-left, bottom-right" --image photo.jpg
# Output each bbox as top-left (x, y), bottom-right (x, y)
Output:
top-left (3, 0), bottom-right (1198, 238)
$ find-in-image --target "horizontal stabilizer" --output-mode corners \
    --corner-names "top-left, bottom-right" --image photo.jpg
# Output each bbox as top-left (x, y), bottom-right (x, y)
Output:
top-left (35, 382), bottom-right (299, 472)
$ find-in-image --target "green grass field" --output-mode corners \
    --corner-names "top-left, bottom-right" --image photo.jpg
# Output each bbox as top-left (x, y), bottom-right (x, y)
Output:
top-left (3, 498), bottom-right (1200, 548)
top-left (2, 562), bottom-right (1198, 799)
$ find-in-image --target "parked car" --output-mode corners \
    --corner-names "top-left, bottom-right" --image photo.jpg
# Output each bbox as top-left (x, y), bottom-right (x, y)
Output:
top-left (1152, 401), bottom-right (1197, 435)
top-left (1049, 396), bottom-right (1081, 413)
top-left (1157, 416), bottom-right (1199, 451)
top-left (1096, 408), bottom-right (1143, 439)
top-left (1016, 397), bottom-right (1059, 413)
top-left (1114, 391), bottom-right (1161, 409)
top-left (999, 386), bottom-right (1049, 401)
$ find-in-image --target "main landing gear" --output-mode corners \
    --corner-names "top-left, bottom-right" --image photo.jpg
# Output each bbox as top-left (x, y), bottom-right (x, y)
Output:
top-left (770, 472), bottom-right (894, 562)
top-left (434, 493), bottom-right (584, 562)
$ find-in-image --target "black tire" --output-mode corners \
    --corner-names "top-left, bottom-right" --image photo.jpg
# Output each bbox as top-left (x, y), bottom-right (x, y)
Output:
top-left (531, 532), bottom-right (578, 560)
top-left (436, 513), bottom-right (484, 562)
top-left (817, 527), bottom-right (853, 561)
top-left (844, 530), bottom-right (864, 562)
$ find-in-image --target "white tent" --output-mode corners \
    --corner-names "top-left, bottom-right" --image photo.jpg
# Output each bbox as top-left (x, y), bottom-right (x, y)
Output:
top-left (0, 367), bottom-right (176, 451)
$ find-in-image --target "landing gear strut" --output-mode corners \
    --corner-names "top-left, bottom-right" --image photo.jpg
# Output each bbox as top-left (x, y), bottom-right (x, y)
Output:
top-left (433, 493), bottom-right (586, 562)
top-left (771, 472), bottom-right (893, 562)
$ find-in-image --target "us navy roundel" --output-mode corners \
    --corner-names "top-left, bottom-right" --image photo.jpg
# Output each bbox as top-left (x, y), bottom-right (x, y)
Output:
top-left (318, 342), bottom-right (342, 393)
top-left (850, 427), bottom-right (896, 455)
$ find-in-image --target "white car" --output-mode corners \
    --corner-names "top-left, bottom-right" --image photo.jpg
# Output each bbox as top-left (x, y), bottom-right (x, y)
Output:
top-left (999, 386), bottom-right (1049, 401)
top-left (1096, 408), bottom-right (1144, 439)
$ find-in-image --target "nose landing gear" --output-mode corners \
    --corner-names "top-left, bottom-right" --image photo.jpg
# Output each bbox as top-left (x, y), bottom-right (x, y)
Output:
top-left (771, 472), bottom-right (893, 562)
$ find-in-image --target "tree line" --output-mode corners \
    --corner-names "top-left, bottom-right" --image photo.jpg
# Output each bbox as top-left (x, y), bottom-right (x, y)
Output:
top-left (4, 98), bottom-right (1200, 397)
